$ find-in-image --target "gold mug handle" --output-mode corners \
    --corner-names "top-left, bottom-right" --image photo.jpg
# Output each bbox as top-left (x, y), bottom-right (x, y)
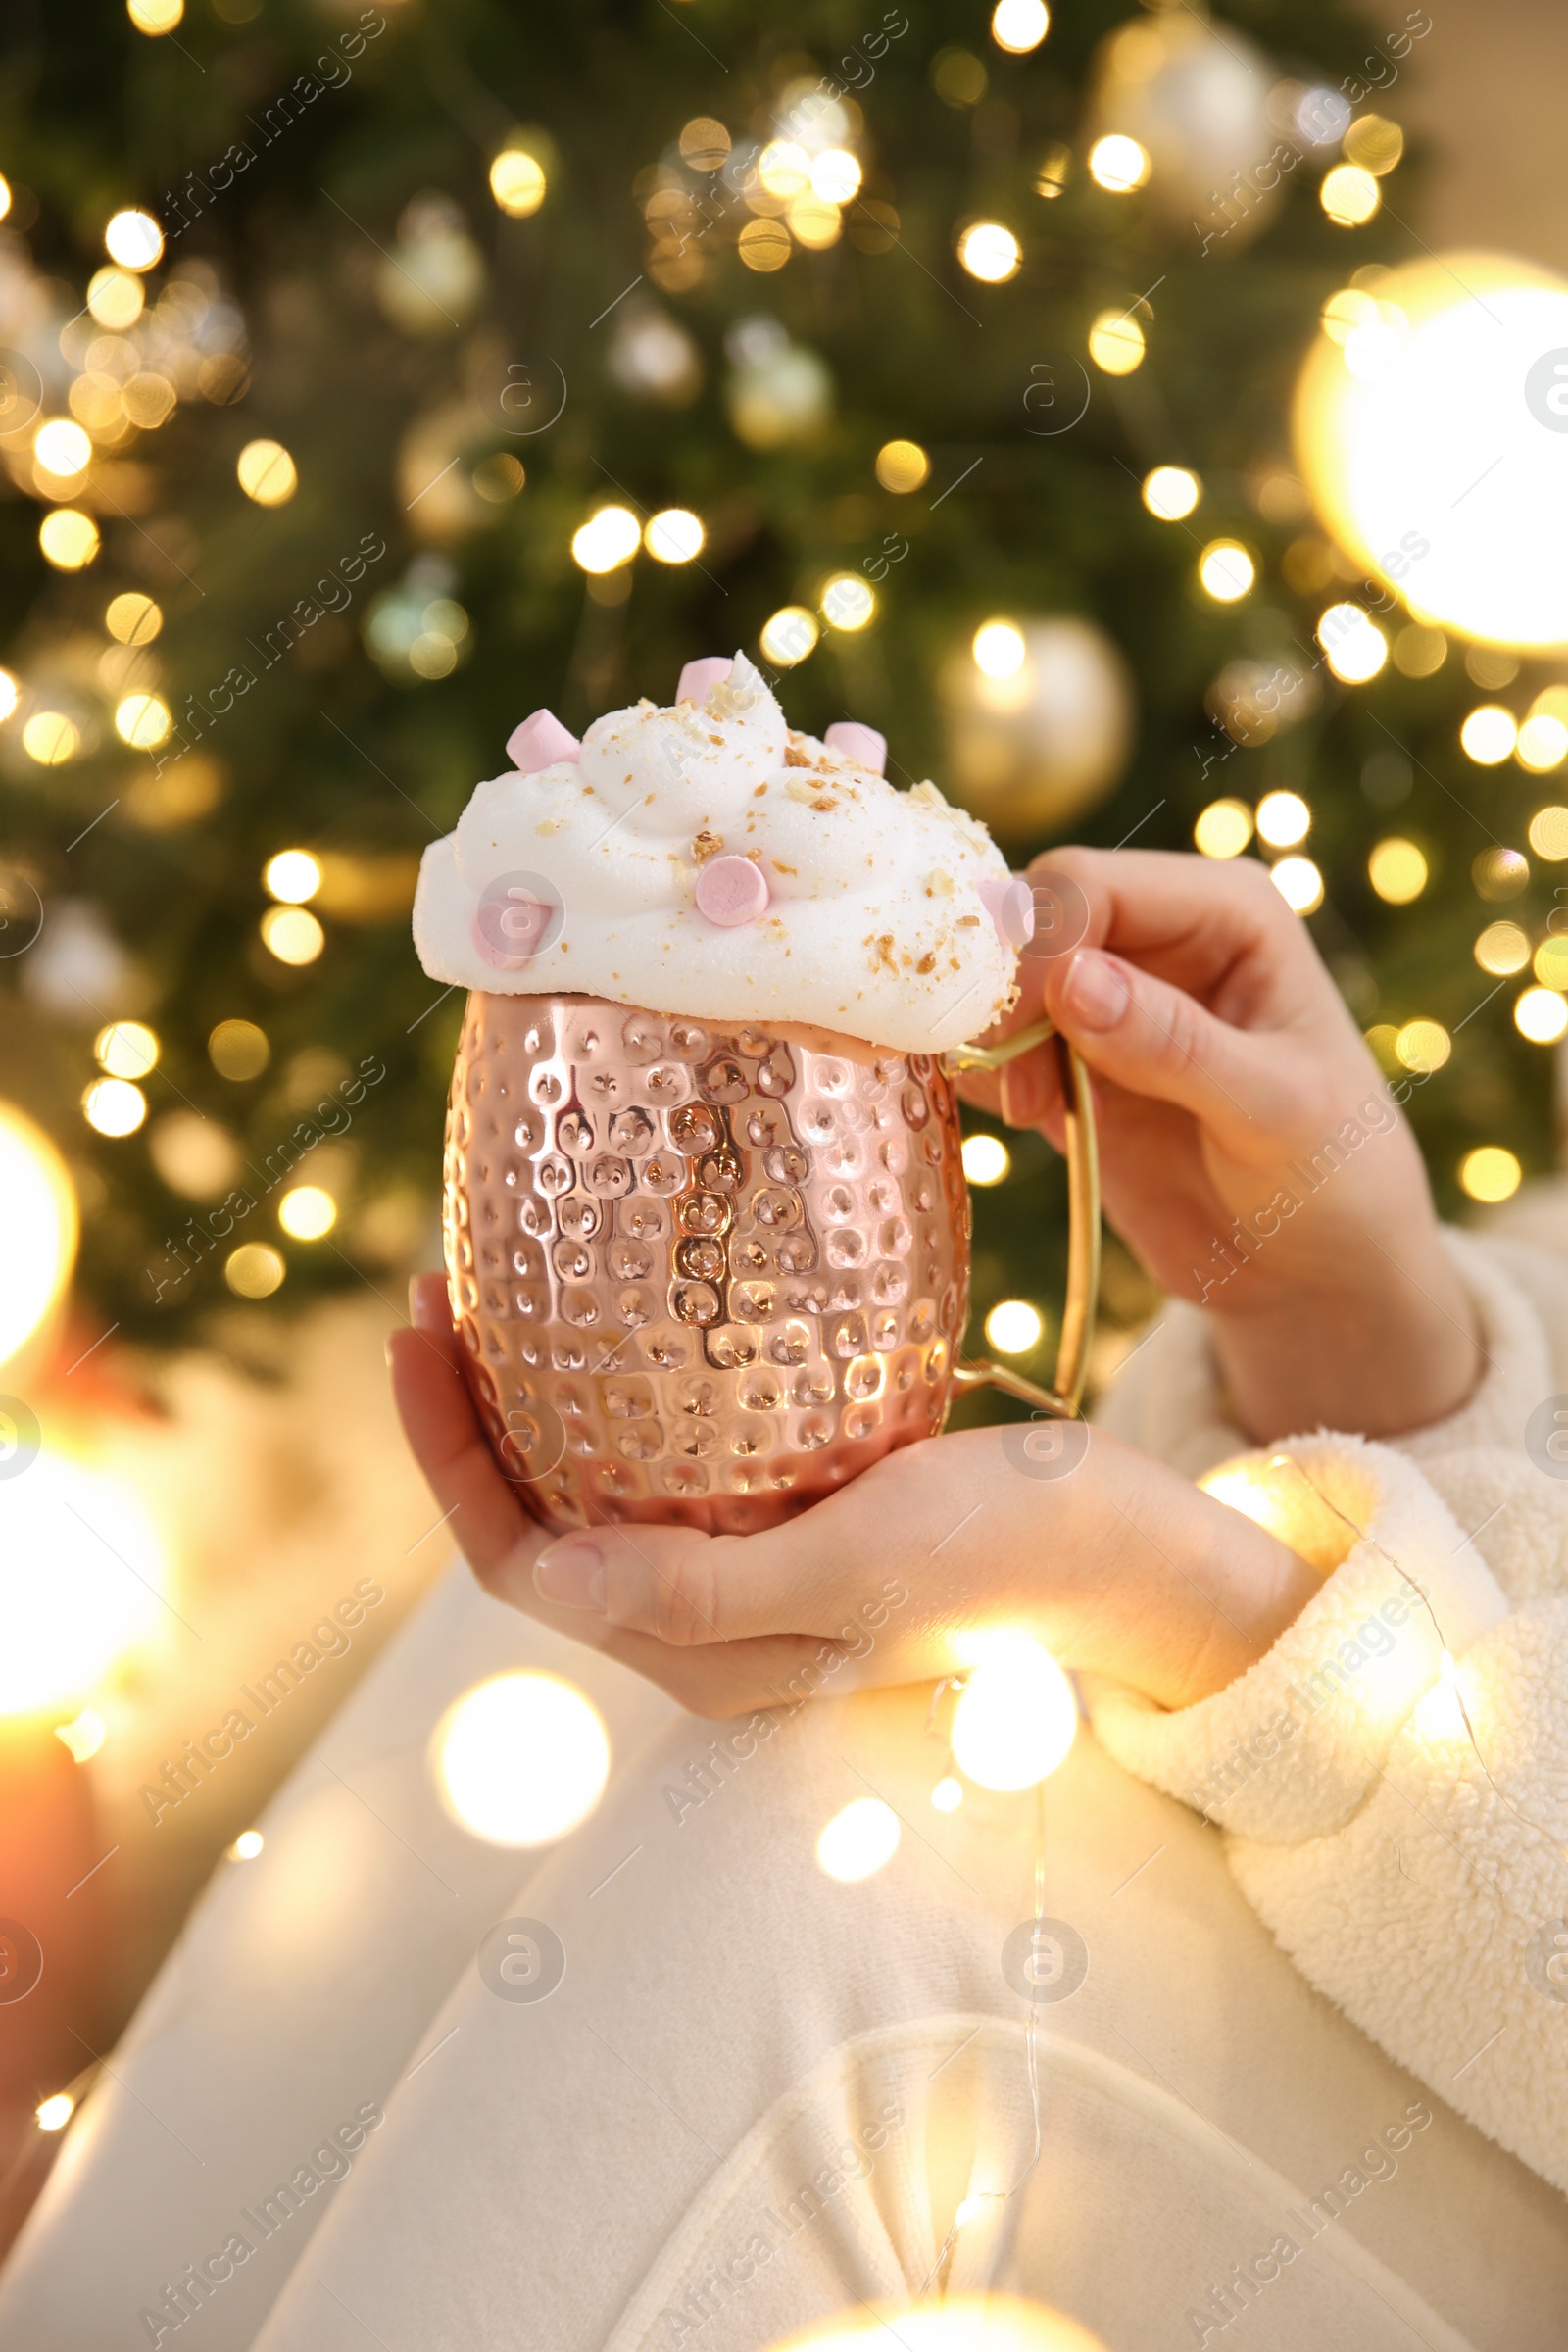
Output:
top-left (944, 1018), bottom-right (1101, 1421)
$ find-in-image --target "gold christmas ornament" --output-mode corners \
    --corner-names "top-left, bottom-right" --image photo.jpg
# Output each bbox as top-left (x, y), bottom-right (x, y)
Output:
top-left (940, 617), bottom-right (1135, 839)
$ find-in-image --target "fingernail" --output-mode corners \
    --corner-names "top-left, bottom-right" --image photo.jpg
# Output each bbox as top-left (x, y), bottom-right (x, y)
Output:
top-left (534, 1537), bottom-right (607, 1612)
top-left (1063, 949), bottom-right (1129, 1033)
top-left (410, 1278), bottom-right (448, 1332)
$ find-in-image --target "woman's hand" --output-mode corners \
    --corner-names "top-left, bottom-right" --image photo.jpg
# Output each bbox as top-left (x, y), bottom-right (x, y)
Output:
top-left (959, 847), bottom-right (1481, 1445)
top-left (391, 1277), bottom-right (1317, 1720)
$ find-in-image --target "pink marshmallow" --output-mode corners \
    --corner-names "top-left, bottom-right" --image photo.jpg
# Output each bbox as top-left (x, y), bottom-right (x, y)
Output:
top-left (473, 881), bottom-right (556, 969)
top-left (676, 656), bottom-right (733, 707)
top-left (823, 720), bottom-right (887, 775)
top-left (506, 710), bottom-right (581, 774)
top-left (695, 855), bottom-right (770, 928)
top-left (976, 876), bottom-right (1036, 951)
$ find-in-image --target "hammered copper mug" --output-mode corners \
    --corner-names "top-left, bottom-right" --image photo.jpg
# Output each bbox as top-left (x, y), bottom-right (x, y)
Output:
top-left (443, 991), bottom-right (1098, 1536)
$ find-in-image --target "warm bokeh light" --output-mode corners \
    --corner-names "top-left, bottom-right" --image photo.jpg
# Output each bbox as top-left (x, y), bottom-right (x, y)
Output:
top-left (766, 2295), bottom-right (1109, 2352)
top-left (876, 438), bottom-right (930, 494)
top-left (758, 140), bottom-right (810, 198)
top-left (35, 2093), bottom-right (74, 2132)
top-left (126, 0), bottom-right (182, 31)
top-left (1367, 838), bottom-right (1428, 904)
top-left (957, 222), bottom-right (1020, 283)
top-left (230, 1829), bottom-right (265, 1860)
top-left (434, 1670), bottom-right (611, 1845)
top-left (54, 1707), bottom-right (106, 1763)
top-left (1345, 115), bottom-right (1404, 175)
top-left (1517, 714), bottom-right (1568, 772)
top-left (0, 1453), bottom-right (164, 1714)
top-left (115, 691), bottom-right (172, 749)
top-left (1320, 164), bottom-right (1380, 226)
top-left (1142, 465), bottom-right (1200, 520)
top-left (985, 1299), bottom-right (1043, 1355)
top-left (952, 1634), bottom-right (1077, 1791)
top-left (962, 1134), bottom-right (1010, 1186)
top-left (1270, 856), bottom-right (1324, 915)
top-left (38, 510), bottom-right (100, 570)
top-left (236, 438), bottom-right (297, 506)
top-left (87, 266), bottom-right (143, 329)
top-left (1459, 1146), bottom-right (1522, 1203)
top-left (1194, 799), bottom-right (1252, 859)
top-left (1088, 135), bottom-right (1150, 193)
top-left (1396, 1018), bottom-right (1450, 1072)
top-left (570, 504), bottom-right (640, 573)
top-left (489, 148), bottom-right (546, 218)
top-left (1474, 920), bottom-right (1531, 975)
top-left (260, 906), bottom-right (325, 965)
top-left (810, 150), bottom-right (862, 205)
top-left (1394, 623), bottom-right (1446, 677)
top-left (278, 1185), bottom-right (336, 1240)
top-left (35, 417), bottom-right (91, 478)
top-left (94, 1021), bottom-right (159, 1080)
top-left (0, 1104), bottom-right (77, 1370)
top-left (815, 1796), bottom-right (902, 1883)
top-left (972, 619), bottom-right (1026, 679)
top-left (1255, 790), bottom-right (1310, 849)
top-left (1198, 540), bottom-right (1254, 602)
top-left (225, 1243), bottom-right (285, 1298)
top-left (82, 1078), bottom-right (146, 1137)
top-left (1515, 986), bottom-right (1568, 1044)
top-left (1461, 706), bottom-right (1518, 765)
top-left (264, 850), bottom-right (321, 904)
top-left (105, 208), bottom-right (164, 270)
top-left (1087, 308), bottom-right (1144, 374)
top-left (1529, 806), bottom-right (1568, 860)
top-left (820, 573), bottom-right (875, 631)
top-left (1535, 937), bottom-right (1568, 989)
top-left (1317, 603), bottom-right (1387, 683)
top-left (1294, 255), bottom-right (1568, 649)
top-left (992, 0), bottom-right (1050, 53)
top-left (22, 710), bottom-right (80, 763)
top-left (931, 1776), bottom-right (964, 1812)
top-left (106, 591), bottom-right (163, 646)
top-left (759, 606), bottom-right (818, 666)
top-left (209, 1019), bottom-right (270, 1080)
top-left (644, 508), bottom-right (705, 564)
top-left (0, 670), bottom-right (17, 722)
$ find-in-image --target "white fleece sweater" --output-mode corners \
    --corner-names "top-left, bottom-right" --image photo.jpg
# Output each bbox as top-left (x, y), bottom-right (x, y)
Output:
top-left (1095, 1205), bottom-right (1568, 2199)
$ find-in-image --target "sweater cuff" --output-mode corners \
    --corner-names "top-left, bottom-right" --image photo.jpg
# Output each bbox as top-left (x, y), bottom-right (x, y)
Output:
top-left (1088, 1435), bottom-right (1510, 1842)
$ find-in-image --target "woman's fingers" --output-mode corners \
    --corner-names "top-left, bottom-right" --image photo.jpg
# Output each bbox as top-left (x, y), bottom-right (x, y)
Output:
top-left (388, 1275), bottom-right (542, 1595)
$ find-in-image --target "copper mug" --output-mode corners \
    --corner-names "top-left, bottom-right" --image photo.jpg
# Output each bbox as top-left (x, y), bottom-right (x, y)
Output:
top-left (443, 991), bottom-right (1099, 1536)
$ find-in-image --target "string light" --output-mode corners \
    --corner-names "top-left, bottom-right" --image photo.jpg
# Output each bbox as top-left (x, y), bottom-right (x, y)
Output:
top-left (1396, 1018), bottom-right (1449, 1072)
top-left (1142, 466), bottom-right (1200, 520)
top-left (768, 2296), bottom-right (1109, 2351)
top-left (278, 1185), bottom-right (336, 1240)
top-left (644, 508), bottom-right (705, 564)
top-left (991, 0), bottom-right (1050, 53)
top-left (571, 505), bottom-right (640, 573)
top-left (957, 222), bottom-right (1020, 283)
top-left (951, 1634), bottom-right (1077, 1791)
top-left (115, 692), bottom-right (172, 749)
top-left (264, 850), bottom-right (321, 903)
top-left (236, 439), bottom-right (297, 506)
top-left (972, 619), bottom-right (1026, 679)
top-left (1367, 838), bottom-right (1427, 904)
top-left (876, 439), bottom-right (929, 494)
top-left (1317, 603), bottom-right (1387, 682)
top-left (35, 418), bottom-right (91, 478)
top-left (985, 1299), bottom-right (1042, 1354)
top-left (1270, 856), bottom-right (1324, 915)
top-left (0, 670), bottom-right (16, 722)
top-left (105, 208), bottom-right (164, 270)
top-left (54, 1708), bottom-right (106, 1763)
top-left (1460, 707), bottom-right (1518, 765)
top-left (1320, 164), bottom-right (1380, 225)
top-left (1459, 1146), bottom-right (1521, 1203)
top-left (127, 0), bottom-right (182, 30)
top-left (961, 1134), bottom-right (1009, 1186)
top-left (1517, 714), bottom-right (1568, 772)
top-left (1194, 799), bottom-right (1252, 859)
top-left (0, 1452), bottom-right (164, 1714)
top-left (1344, 115), bottom-right (1404, 175)
top-left (1474, 920), bottom-right (1531, 976)
top-left (87, 266), bottom-right (143, 329)
top-left (810, 150), bottom-right (861, 204)
top-left (94, 1022), bottom-right (159, 1079)
top-left (261, 906), bottom-right (324, 965)
top-left (759, 608), bottom-right (817, 666)
top-left (433, 1670), bottom-right (611, 1845)
top-left (1087, 309), bottom-right (1144, 374)
top-left (22, 710), bottom-right (80, 762)
top-left (1537, 938), bottom-right (1568, 989)
top-left (1255, 790), bottom-right (1309, 848)
top-left (489, 148), bottom-right (547, 218)
top-left (82, 1078), bottom-right (146, 1137)
top-left (229, 1829), bottom-right (265, 1860)
top-left (1198, 540), bottom-right (1254, 602)
top-left (816, 1797), bottom-right (901, 1881)
top-left (1515, 987), bottom-right (1568, 1044)
top-left (0, 1104), bottom-right (77, 1370)
top-left (209, 1019), bottom-right (270, 1080)
top-left (225, 1243), bottom-right (284, 1298)
top-left (931, 1776), bottom-right (964, 1812)
top-left (758, 140), bottom-right (811, 199)
top-left (38, 510), bottom-right (100, 570)
top-left (1529, 806), bottom-right (1568, 859)
top-left (820, 574), bottom-right (875, 630)
top-left (1087, 135), bottom-right (1149, 193)
top-left (106, 592), bottom-right (163, 645)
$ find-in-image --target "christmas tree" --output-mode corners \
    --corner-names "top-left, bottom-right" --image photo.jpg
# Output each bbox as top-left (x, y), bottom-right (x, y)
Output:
top-left (0, 0), bottom-right (1549, 1409)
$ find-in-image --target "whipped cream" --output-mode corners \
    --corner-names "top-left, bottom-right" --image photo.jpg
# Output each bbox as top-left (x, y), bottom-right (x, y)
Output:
top-left (412, 654), bottom-right (1022, 1053)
